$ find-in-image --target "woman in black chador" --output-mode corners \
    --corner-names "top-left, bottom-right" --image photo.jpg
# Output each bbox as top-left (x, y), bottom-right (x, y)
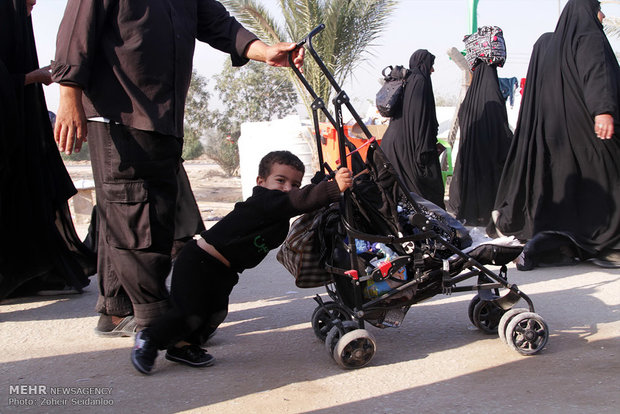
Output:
top-left (380, 49), bottom-right (445, 208)
top-left (0, 0), bottom-right (95, 299)
top-left (492, 0), bottom-right (620, 269)
top-left (448, 59), bottom-right (513, 226)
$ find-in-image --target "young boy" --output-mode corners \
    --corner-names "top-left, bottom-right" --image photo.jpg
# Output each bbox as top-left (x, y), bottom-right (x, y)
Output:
top-left (131, 150), bottom-right (352, 374)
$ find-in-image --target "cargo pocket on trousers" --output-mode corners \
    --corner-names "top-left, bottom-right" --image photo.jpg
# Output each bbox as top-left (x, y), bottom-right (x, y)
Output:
top-left (104, 182), bottom-right (152, 249)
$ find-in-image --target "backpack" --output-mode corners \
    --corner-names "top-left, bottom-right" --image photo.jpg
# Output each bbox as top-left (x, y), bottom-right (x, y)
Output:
top-left (463, 26), bottom-right (507, 70)
top-left (276, 206), bottom-right (335, 288)
top-left (375, 65), bottom-right (411, 118)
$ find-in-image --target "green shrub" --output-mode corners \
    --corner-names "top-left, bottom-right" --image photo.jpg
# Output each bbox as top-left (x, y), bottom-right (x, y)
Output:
top-left (207, 131), bottom-right (239, 176)
top-left (182, 129), bottom-right (205, 160)
top-left (60, 141), bottom-right (91, 161)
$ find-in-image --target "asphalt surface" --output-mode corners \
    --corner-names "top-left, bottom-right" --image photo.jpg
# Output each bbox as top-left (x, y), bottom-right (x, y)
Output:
top-left (1, 250), bottom-right (619, 413)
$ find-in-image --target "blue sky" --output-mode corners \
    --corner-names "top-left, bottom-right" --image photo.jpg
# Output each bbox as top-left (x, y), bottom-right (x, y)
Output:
top-left (33, 0), bottom-right (620, 115)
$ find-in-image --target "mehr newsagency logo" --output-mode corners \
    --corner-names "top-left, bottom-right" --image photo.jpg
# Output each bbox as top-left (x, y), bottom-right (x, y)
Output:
top-left (7, 384), bottom-right (114, 407)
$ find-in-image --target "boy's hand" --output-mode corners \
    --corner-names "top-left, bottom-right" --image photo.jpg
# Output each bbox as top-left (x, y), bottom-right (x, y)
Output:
top-left (335, 168), bottom-right (353, 192)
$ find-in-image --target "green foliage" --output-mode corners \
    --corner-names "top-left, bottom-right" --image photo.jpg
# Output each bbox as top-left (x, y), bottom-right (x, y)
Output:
top-left (207, 60), bottom-right (298, 176)
top-left (213, 60), bottom-right (297, 124)
top-left (182, 70), bottom-right (213, 160)
top-left (206, 130), bottom-right (241, 176)
top-left (221, 0), bottom-right (397, 120)
top-left (60, 141), bottom-right (91, 161)
top-left (182, 128), bottom-right (205, 160)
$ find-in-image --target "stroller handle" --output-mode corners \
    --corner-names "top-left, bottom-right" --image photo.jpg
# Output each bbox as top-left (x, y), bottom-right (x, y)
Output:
top-left (288, 24), bottom-right (343, 97)
top-left (298, 24), bottom-right (325, 48)
top-left (287, 24), bottom-right (325, 69)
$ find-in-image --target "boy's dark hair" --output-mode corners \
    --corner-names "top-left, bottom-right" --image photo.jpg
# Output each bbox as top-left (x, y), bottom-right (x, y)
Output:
top-left (258, 150), bottom-right (305, 178)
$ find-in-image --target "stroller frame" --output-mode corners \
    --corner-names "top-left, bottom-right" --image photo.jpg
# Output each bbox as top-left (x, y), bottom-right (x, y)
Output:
top-left (288, 25), bottom-right (549, 369)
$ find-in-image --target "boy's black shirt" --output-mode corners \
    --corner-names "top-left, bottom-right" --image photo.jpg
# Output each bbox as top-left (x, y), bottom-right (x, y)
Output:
top-left (200, 180), bottom-right (341, 272)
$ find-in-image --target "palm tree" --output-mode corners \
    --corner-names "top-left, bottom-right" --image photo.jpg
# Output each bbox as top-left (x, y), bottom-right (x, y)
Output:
top-left (600, 2), bottom-right (620, 61)
top-left (604, 16), bottom-right (620, 39)
top-left (601, 1), bottom-right (620, 37)
top-left (221, 0), bottom-right (397, 120)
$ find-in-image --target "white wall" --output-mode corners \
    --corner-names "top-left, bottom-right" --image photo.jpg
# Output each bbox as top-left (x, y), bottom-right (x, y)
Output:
top-left (238, 116), bottom-right (315, 200)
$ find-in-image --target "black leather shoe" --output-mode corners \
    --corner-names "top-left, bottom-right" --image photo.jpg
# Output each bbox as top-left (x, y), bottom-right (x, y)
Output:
top-left (131, 330), bottom-right (158, 374)
top-left (165, 344), bottom-right (215, 367)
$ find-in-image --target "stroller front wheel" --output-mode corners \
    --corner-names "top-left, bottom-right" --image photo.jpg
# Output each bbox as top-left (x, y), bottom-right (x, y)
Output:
top-left (497, 308), bottom-right (529, 343)
top-left (325, 320), bottom-right (359, 356)
top-left (472, 299), bottom-right (505, 334)
top-left (311, 301), bottom-right (352, 342)
top-left (467, 294), bottom-right (481, 326)
top-left (333, 329), bottom-right (377, 369)
top-left (505, 312), bottom-right (549, 355)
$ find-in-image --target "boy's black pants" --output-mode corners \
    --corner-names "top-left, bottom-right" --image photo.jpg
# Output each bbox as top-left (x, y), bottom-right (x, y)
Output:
top-left (148, 240), bottom-right (239, 349)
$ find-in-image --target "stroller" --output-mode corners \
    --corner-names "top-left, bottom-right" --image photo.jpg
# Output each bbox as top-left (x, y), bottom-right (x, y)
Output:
top-left (280, 25), bottom-right (549, 369)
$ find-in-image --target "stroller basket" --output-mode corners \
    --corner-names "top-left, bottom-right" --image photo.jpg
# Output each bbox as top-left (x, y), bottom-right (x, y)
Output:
top-left (282, 25), bottom-right (549, 369)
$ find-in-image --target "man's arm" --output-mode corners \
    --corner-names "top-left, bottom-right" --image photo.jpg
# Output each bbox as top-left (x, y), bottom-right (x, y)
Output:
top-left (196, 0), bottom-right (304, 69)
top-left (244, 39), bottom-right (304, 70)
top-left (55, 85), bottom-right (87, 155)
top-left (52, 0), bottom-right (112, 154)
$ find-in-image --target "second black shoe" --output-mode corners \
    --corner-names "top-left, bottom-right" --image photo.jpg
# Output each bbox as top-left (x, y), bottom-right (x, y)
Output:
top-left (165, 344), bottom-right (215, 367)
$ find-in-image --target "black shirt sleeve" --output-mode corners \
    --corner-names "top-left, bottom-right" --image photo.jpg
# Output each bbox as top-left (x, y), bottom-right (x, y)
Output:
top-left (196, 0), bottom-right (258, 67)
top-left (258, 180), bottom-right (342, 219)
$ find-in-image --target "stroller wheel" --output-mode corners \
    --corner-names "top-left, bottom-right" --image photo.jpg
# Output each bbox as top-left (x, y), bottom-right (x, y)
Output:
top-left (325, 321), bottom-right (359, 357)
top-left (505, 312), bottom-right (549, 355)
top-left (467, 295), bottom-right (481, 326)
top-left (498, 308), bottom-right (529, 343)
top-left (333, 329), bottom-right (377, 369)
top-left (311, 302), bottom-right (352, 342)
top-left (472, 300), bottom-right (505, 334)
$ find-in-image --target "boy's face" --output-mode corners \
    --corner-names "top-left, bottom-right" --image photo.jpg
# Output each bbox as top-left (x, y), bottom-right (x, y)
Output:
top-left (257, 163), bottom-right (303, 193)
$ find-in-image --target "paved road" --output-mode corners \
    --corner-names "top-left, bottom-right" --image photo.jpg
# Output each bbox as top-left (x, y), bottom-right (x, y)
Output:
top-left (1, 252), bottom-right (618, 413)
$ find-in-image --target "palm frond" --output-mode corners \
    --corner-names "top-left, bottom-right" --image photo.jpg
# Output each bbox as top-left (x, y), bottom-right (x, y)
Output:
top-left (329, 0), bottom-right (397, 84)
top-left (604, 16), bottom-right (620, 38)
top-left (281, 0), bottom-right (322, 43)
top-left (222, 0), bottom-right (398, 121)
top-left (221, 0), bottom-right (285, 44)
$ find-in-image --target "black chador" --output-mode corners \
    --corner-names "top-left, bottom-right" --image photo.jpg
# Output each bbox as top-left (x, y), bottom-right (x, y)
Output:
top-left (0, 0), bottom-right (94, 298)
top-left (493, 0), bottom-right (620, 268)
top-left (380, 49), bottom-right (445, 208)
top-left (448, 62), bottom-right (513, 225)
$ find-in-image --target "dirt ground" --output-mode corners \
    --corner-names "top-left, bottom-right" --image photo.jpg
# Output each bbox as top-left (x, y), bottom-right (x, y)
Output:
top-left (1, 162), bottom-right (619, 413)
top-left (65, 159), bottom-right (242, 223)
